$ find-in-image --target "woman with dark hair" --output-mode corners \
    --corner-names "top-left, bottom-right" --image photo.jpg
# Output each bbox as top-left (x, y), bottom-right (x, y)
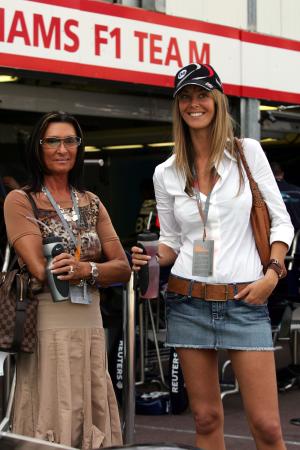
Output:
top-left (132, 64), bottom-right (294, 449)
top-left (25, 111), bottom-right (85, 193)
top-left (4, 111), bottom-right (130, 449)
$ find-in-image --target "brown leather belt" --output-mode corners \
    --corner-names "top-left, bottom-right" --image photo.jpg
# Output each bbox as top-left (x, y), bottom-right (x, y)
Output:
top-left (167, 275), bottom-right (250, 301)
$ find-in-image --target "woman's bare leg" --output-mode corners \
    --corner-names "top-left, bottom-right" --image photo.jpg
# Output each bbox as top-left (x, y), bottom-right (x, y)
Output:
top-left (229, 350), bottom-right (286, 450)
top-left (177, 348), bottom-right (226, 450)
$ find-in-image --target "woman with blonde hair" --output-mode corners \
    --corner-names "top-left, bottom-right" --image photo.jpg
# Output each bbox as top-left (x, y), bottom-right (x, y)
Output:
top-left (132, 63), bottom-right (294, 450)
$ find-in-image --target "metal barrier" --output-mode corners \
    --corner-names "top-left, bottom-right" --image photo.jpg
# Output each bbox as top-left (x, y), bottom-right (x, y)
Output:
top-left (1, 243), bottom-right (14, 419)
top-left (286, 228), bottom-right (300, 270)
top-left (1, 242), bottom-right (10, 273)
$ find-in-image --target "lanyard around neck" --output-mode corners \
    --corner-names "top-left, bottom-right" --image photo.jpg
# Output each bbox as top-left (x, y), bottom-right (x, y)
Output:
top-left (42, 186), bottom-right (80, 249)
top-left (193, 168), bottom-right (217, 241)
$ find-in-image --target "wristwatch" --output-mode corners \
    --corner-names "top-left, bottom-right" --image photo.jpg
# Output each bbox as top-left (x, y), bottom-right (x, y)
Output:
top-left (88, 262), bottom-right (99, 285)
top-left (267, 259), bottom-right (287, 279)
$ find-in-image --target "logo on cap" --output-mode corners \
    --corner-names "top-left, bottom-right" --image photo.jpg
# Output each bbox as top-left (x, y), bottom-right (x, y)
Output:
top-left (177, 69), bottom-right (187, 80)
top-left (173, 63), bottom-right (223, 97)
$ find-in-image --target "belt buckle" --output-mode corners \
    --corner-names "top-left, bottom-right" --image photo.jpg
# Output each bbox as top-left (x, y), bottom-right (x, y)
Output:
top-left (188, 279), bottom-right (195, 298)
top-left (203, 283), bottom-right (214, 301)
top-left (223, 284), bottom-right (229, 301)
top-left (203, 283), bottom-right (229, 301)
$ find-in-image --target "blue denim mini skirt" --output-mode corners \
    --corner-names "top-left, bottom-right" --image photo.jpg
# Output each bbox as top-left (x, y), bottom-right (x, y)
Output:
top-left (165, 291), bottom-right (274, 351)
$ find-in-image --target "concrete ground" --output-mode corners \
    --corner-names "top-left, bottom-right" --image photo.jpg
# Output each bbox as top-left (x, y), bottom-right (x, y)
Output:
top-left (134, 387), bottom-right (300, 449)
top-left (129, 339), bottom-right (300, 450)
top-left (127, 298), bottom-right (300, 450)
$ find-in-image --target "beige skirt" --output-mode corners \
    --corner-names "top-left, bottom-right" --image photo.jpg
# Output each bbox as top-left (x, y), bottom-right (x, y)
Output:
top-left (12, 289), bottom-right (122, 449)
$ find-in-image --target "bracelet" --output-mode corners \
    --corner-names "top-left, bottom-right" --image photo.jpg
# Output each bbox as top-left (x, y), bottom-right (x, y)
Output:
top-left (88, 261), bottom-right (99, 285)
top-left (267, 259), bottom-right (287, 279)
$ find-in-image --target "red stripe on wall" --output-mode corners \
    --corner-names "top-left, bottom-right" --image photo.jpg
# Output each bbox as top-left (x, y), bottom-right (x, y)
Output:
top-left (0, 52), bottom-right (174, 88)
top-left (2, 52), bottom-right (300, 104)
top-left (224, 83), bottom-right (300, 103)
top-left (241, 30), bottom-right (300, 52)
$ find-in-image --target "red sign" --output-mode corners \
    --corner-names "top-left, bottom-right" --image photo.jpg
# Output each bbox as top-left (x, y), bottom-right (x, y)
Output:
top-left (1, 0), bottom-right (300, 103)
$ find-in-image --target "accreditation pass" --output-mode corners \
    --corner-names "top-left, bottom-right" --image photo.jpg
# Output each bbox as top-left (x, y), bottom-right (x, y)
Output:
top-left (192, 239), bottom-right (214, 277)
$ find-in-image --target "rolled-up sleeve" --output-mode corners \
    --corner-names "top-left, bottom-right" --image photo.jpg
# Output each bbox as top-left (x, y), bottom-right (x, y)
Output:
top-left (245, 139), bottom-right (294, 249)
top-left (153, 164), bottom-right (181, 253)
top-left (4, 190), bottom-right (41, 245)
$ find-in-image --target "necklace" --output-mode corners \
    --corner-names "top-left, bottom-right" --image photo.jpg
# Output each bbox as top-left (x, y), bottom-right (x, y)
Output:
top-left (58, 205), bottom-right (78, 222)
top-left (58, 188), bottom-right (79, 222)
top-left (43, 187), bottom-right (79, 222)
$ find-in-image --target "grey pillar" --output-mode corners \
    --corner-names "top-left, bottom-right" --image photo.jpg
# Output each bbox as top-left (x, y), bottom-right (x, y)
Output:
top-left (240, 98), bottom-right (261, 140)
top-left (116, 0), bottom-right (141, 6)
top-left (239, 0), bottom-right (260, 140)
top-left (247, 0), bottom-right (257, 31)
top-left (141, 0), bottom-right (166, 12)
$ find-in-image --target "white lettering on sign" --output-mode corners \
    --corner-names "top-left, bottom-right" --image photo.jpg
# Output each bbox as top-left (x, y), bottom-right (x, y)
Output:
top-left (116, 339), bottom-right (123, 388)
top-left (0, 2), bottom-right (210, 70)
top-left (171, 351), bottom-right (179, 394)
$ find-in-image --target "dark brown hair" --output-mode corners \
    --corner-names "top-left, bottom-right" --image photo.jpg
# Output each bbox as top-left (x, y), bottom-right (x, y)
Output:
top-left (25, 111), bottom-right (85, 192)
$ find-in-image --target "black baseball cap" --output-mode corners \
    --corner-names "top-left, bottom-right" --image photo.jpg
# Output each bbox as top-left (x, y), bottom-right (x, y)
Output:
top-left (173, 63), bottom-right (223, 97)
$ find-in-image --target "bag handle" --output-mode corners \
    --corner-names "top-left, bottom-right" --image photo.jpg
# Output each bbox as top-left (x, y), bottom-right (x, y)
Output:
top-left (6, 192), bottom-right (40, 273)
top-left (13, 192), bottom-right (38, 350)
top-left (234, 137), bottom-right (266, 208)
top-left (234, 138), bottom-right (253, 180)
top-left (25, 191), bottom-right (39, 221)
top-left (13, 271), bottom-right (30, 351)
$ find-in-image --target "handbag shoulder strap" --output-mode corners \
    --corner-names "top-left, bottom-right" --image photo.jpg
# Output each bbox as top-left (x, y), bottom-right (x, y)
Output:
top-left (8, 191), bottom-right (40, 273)
top-left (234, 137), bottom-right (254, 184)
top-left (24, 191), bottom-right (39, 220)
top-left (234, 137), bottom-right (265, 206)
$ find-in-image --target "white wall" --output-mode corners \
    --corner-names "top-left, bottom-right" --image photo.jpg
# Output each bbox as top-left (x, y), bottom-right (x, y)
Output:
top-left (165, 0), bottom-right (248, 29)
top-left (257, 0), bottom-right (300, 40)
top-left (165, 0), bottom-right (300, 41)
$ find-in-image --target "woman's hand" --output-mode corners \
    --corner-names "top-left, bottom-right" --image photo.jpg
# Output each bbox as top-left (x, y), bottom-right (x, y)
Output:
top-left (131, 246), bottom-right (150, 272)
top-left (234, 270), bottom-right (279, 305)
top-left (49, 252), bottom-right (90, 281)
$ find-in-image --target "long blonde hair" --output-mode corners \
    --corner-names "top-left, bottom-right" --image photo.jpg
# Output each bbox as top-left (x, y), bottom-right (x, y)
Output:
top-left (173, 89), bottom-right (244, 195)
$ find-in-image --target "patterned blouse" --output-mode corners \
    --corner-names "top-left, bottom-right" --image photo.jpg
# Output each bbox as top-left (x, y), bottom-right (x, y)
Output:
top-left (4, 189), bottom-right (119, 265)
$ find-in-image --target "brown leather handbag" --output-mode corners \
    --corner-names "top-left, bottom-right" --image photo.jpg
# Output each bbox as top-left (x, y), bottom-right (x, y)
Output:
top-left (235, 138), bottom-right (271, 271)
top-left (0, 192), bottom-right (39, 353)
top-left (0, 266), bottom-right (38, 353)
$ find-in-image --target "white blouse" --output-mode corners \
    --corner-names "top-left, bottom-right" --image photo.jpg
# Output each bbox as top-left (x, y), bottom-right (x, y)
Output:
top-left (153, 138), bottom-right (294, 283)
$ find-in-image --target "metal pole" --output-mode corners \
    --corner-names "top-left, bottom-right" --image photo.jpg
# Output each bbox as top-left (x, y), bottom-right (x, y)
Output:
top-left (147, 299), bottom-right (167, 387)
top-left (122, 274), bottom-right (136, 444)
top-left (135, 301), bottom-right (145, 385)
top-left (83, 159), bottom-right (104, 167)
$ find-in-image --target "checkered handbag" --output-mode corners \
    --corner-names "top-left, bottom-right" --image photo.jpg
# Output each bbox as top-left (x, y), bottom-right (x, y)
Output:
top-left (0, 267), bottom-right (38, 353)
